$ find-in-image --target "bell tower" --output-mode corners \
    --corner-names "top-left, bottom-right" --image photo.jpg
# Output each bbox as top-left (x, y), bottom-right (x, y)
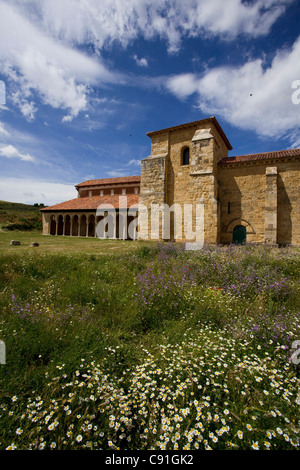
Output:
top-left (139, 117), bottom-right (232, 244)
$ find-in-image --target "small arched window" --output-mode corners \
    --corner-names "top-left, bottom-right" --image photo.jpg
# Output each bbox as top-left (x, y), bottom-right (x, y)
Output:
top-left (182, 147), bottom-right (190, 166)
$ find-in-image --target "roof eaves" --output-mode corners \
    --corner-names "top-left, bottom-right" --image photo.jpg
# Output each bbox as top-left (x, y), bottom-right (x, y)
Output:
top-left (147, 116), bottom-right (232, 150)
top-left (75, 176), bottom-right (141, 188)
top-left (218, 148), bottom-right (300, 166)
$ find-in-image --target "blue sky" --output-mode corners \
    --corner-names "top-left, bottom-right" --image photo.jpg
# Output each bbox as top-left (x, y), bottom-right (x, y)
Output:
top-left (0, 0), bottom-right (300, 205)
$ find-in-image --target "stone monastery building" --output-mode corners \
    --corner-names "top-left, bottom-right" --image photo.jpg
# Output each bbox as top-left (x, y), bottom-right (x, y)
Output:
top-left (41, 116), bottom-right (300, 246)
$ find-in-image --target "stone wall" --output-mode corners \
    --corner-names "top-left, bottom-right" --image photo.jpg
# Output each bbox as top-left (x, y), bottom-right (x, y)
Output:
top-left (218, 159), bottom-right (300, 245)
top-left (139, 147), bottom-right (167, 240)
top-left (139, 121), bottom-right (230, 244)
top-left (140, 119), bottom-right (300, 246)
top-left (218, 164), bottom-right (266, 244)
top-left (277, 160), bottom-right (300, 245)
top-left (79, 184), bottom-right (140, 198)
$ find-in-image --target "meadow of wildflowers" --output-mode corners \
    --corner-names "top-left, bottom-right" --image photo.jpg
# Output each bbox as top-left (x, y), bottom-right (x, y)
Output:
top-left (0, 240), bottom-right (299, 450)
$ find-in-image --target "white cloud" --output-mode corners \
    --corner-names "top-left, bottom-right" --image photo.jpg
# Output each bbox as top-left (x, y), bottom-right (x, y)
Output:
top-left (133, 55), bottom-right (148, 67)
top-left (183, 0), bottom-right (291, 39)
top-left (8, 0), bottom-right (292, 54)
top-left (167, 73), bottom-right (199, 99)
top-left (0, 122), bottom-right (9, 136)
top-left (0, 177), bottom-right (77, 205)
top-left (11, 91), bottom-right (37, 121)
top-left (0, 2), bottom-right (115, 120)
top-left (167, 36), bottom-right (300, 146)
top-left (62, 115), bottom-right (74, 123)
top-left (127, 159), bottom-right (141, 166)
top-left (0, 79), bottom-right (5, 105)
top-left (0, 144), bottom-right (35, 162)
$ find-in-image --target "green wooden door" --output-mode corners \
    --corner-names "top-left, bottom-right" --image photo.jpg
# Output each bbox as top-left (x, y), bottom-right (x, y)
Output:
top-left (233, 225), bottom-right (246, 245)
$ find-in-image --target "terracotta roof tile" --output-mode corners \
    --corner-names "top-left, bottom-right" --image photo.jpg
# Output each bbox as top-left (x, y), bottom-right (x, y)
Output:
top-left (76, 175), bottom-right (141, 187)
top-left (219, 148), bottom-right (300, 165)
top-left (41, 194), bottom-right (139, 212)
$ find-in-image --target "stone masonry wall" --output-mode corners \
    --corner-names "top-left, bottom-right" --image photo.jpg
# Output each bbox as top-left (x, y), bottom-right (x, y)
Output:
top-left (139, 129), bottom-right (168, 240)
top-left (139, 122), bottom-right (230, 244)
top-left (167, 124), bottom-right (219, 243)
top-left (219, 165), bottom-right (267, 244)
top-left (277, 160), bottom-right (300, 245)
top-left (218, 159), bottom-right (300, 245)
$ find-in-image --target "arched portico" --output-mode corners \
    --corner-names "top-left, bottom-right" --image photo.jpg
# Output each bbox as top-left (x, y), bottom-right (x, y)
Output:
top-left (44, 208), bottom-right (139, 239)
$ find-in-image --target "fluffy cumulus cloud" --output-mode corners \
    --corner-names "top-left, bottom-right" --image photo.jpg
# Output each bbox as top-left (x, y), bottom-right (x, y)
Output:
top-left (167, 36), bottom-right (300, 146)
top-left (0, 1), bottom-right (115, 121)
top-left (133, 55), bottom-right (149, 68)
top-left (0, 144), bottom-right (35, 162)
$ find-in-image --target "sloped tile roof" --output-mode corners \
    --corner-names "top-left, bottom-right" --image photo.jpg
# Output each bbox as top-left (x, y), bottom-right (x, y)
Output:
top-left (41, 194), bottom-right (139, 212)
top-left (147, 116), bottom-right (233, 150)
top-left (76, 175), bottom-right (141, 187)
top-left (219, 148), bottom-right (300, 165)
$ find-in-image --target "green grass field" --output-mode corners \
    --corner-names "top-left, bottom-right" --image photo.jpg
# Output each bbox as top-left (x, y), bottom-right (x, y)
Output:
top-left (0, 230), bottom-right (147, 255)
top-left (0, 231), bottom-right (299, 450)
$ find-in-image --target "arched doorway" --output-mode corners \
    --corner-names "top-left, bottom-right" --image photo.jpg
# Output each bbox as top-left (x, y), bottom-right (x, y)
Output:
top-left (50, 219), bottom-right (56, 235)
top-left (233, 225), bottom-right (246, 245)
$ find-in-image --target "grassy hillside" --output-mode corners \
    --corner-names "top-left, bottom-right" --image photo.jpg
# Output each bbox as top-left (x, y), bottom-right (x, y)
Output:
top-left (0, 200), bottom-right (44, 231)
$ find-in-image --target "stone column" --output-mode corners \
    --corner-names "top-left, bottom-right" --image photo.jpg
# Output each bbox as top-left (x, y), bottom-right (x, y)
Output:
top-left (264, 166), bottom-right (278, 245)
top-left (42, 213), bottom-right (50, 235)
